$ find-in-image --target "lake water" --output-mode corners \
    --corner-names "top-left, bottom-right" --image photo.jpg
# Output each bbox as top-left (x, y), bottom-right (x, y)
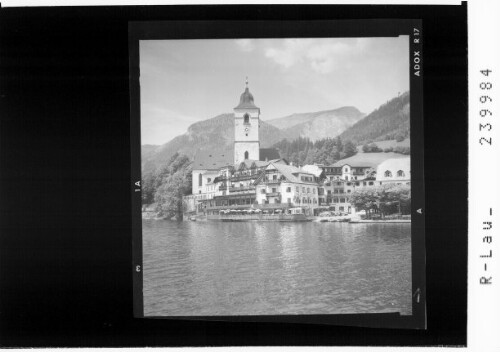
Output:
top-left (142, 220), bottom-right (412, 316)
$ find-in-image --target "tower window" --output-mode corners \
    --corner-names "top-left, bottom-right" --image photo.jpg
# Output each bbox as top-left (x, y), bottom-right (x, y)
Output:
top-left (198, 173), bottom-right (202, 187)
top-left (244, 151), bottom-right (249, 160)
top-left (243, 114), bottom-right (250, 124)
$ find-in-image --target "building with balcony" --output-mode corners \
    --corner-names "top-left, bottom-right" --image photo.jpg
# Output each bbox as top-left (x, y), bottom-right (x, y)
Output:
top-left (254, 162), bottom-right (319, 214)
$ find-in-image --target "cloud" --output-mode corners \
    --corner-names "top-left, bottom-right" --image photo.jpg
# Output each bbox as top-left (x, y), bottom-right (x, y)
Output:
top-left (264, 38), bottom-right (365, 74)
top-left (264, 39), bottom-right (313, 68)
top-left (235, 39), bottom-right (255, 52)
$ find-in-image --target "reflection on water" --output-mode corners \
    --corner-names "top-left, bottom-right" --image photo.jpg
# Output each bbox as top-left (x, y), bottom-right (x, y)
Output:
top-left (143, 220), bottom-right (412, 316)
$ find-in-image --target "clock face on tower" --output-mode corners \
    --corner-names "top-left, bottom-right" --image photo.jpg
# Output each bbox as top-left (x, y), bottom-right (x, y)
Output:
top-left (244, 127), bottom-right (249, 132)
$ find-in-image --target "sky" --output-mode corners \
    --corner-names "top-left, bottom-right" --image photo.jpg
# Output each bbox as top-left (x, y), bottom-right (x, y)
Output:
top-left (140, 36), bottom-right (409, 145)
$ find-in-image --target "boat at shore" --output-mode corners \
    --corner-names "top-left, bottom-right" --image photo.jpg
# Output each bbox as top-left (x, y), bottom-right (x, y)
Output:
top-left (207, 207), bottom-right (311, 222)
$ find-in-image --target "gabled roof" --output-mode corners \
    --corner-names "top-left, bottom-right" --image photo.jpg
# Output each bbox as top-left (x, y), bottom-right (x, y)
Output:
top-left (330, 152), bottom-right (408, 168)
top-left (193, 149), bottom-right (233, 170)
top-left (254, 162), bottom-right (317, 185)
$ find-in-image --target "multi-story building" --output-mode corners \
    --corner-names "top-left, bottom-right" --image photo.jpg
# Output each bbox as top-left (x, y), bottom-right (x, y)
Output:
top-left (253, 162), bottom-right (319, 215)
top-left (317, 152), bottom-right (410, 213)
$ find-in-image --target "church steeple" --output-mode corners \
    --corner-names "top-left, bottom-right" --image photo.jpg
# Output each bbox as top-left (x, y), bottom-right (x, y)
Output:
top-left (233, 78), bottom-right (260, 164)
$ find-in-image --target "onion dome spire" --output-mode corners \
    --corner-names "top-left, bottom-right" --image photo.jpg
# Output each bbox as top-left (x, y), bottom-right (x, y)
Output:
top-left (235, 76), bottom-right (258, 109)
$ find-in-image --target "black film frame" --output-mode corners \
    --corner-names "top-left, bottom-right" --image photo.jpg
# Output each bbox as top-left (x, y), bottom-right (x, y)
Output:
top-left (129, 19), bottom-right (426, 330)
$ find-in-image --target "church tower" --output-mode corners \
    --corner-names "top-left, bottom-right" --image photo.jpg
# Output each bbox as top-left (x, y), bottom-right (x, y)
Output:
top-left (234, 78), bottom-right (260, 164)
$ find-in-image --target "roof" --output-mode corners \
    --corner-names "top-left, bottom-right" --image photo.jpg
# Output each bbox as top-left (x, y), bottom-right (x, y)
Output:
top-left (266, 162), bottom-right (317, 185)
top-left (259, 148), bottom-right (280, 161)
top-left (235, 159), bottom-right (269, 169)
top-left (376, 157), bottom-right (411, 171)
top-left (301, 164), bottom-right (324, 177)
top-left (234, 87), bottom-right (259, 110)
top-left (330, 152), bottom-right (409, 168)
top-left (376, 157), bottom-right (411, 181)
top-left (193, 149), bottom-right (233, 170)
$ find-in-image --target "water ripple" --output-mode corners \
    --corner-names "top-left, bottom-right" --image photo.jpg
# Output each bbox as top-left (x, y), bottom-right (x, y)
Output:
top-left (143, 220), bottom-right (412, 316)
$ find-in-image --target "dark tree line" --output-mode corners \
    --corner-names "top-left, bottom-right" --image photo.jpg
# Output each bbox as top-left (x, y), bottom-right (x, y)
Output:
top-left (272, 136), bottom-right (357, 166)
top-left (362, 143), bottom-right (411, 155)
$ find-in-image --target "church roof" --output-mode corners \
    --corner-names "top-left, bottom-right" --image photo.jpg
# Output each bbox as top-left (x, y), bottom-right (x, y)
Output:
top-left (193, 149), bottom-right (233, 170)
top-left (259, 148), bottom-right (281, 161)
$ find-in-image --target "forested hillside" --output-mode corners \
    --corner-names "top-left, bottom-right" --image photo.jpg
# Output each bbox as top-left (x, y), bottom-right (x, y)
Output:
top-left (338, 91), bottom-right (410, 145)
top-left (272, 136), bottom-right (358, 166)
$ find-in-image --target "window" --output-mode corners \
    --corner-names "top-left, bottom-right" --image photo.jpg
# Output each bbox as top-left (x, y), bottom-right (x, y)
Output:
top-left (261, 189), bottom-right (266, 194)
top-left (313, 198), bottom-right (317, 204)
top-left (340, 198), bottom-right (346, 203)
top-left (344, 167), bottom-right (348, 173)
top-left (243, 113), bottom-right (250, 124)
top-left (198, 173), bottom-right (203, 186)
top-left (334, 198), bottom-right (339, 203)
top-left (313, 188), bottom-right (316, 194)
top-left (286, 187), bottom-right (291, 192)
top-left (307, 188), bottom-right (310, 193)
top-left (369, 181), bottom-right (374, 185)
top-left (363, 182), bottom-right (366, 186)
top-left (302, 187), bottom-right (305, 193)
top-left (385, 170), bottom-right (392, 177)
top-left (339, 206), bottom-right (344, 211)
top-left (244, 151), bottom-right (249, 160)
top-left (355, 182), bottom-right (359, 186)
top-left (303, 197), bottom-right (307, 203)
top-left (272, 188), bottom-right (276, 193)
top-left (397, 170), bottom-right (405, 177)
top-left (296, 186), bottom-right (299, 192)
top-left (347, 182), bottom-right (352, 186)
top-left (347, 190), bottom-right (351, 193)
top-left (207, 178), bottom-right (211, 183)
top-left (273, 174), bottom-right (277, 180)
top-left (345, 176), bottom-right (349, 181)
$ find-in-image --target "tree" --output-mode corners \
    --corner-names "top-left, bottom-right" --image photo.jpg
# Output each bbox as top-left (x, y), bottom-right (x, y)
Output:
top-left (349, 188), bottom-right (379, 218)
top-left (155, 170), bottom-right (191, 220)
top-left (141, 169), bottom-right (156, 205)
top-left (349, 184), bottom-right (412, 218)
top-left (395, 133), bottom-right (405, 142)
top-left (343, 140), bottom-right (357, 158)
top-left (394, 146), bottom-right (411, 155)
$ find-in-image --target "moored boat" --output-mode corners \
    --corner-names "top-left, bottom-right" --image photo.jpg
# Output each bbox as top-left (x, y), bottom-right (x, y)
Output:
top-left (207, 207), bottom-right (311, 222)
